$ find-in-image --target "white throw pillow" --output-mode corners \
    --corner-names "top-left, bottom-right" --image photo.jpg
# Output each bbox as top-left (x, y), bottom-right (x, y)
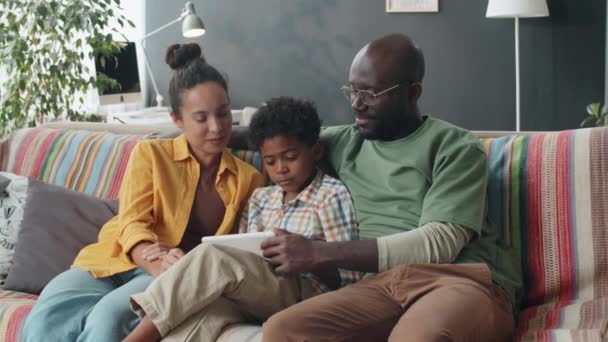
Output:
top-left (0, 172), bottom-right (28, 286)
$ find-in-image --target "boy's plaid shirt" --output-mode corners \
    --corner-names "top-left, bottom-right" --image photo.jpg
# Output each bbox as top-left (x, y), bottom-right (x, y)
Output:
top-left (238, 171), bottom-right (361, 291)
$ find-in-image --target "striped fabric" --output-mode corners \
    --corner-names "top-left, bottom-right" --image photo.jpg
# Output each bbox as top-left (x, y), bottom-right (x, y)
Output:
top-left (3, 127), bottom-right (142, 199)
top-left (0, 290), bottom-right (37, 342)
top-left (483, 126), bottom-right (608, 341)
top-left (0, 128), bottom-right (267, 200)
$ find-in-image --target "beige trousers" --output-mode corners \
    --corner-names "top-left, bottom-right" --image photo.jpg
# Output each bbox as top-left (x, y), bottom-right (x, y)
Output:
top-left (130, 244), bottom-right (317, 342)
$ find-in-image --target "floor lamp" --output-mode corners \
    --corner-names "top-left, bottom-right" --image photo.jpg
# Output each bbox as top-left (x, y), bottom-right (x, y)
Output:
top-left (141, 2), bottom-right (206, 110)
top-left (486, 0), bottom-right (549, 132)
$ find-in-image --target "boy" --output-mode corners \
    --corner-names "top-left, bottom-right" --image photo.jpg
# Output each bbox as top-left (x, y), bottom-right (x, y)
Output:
top-left (124, 96), bottom-right (359, 342)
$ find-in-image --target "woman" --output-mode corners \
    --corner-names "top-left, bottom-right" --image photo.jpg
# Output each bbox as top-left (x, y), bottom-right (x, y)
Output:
top-left (22, 43), bottom-right (264, 342)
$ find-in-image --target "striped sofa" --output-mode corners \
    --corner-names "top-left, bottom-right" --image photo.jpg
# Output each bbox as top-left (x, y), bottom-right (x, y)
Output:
top-left (0, 123), bottom-right (606, 342)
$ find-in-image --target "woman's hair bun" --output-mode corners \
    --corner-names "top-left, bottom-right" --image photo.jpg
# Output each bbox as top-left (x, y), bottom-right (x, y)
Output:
top-left (165, 43), bottom-right (205, 70)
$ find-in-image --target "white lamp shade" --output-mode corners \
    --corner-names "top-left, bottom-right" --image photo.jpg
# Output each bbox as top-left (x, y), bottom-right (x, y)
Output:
top-left (486, 0), bottom-right (549, 18)
top-left (182, 13), bottom-right (206, 38)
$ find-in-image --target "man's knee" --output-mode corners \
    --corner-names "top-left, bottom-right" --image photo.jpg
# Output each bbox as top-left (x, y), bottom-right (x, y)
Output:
top-left (262, 310), bottom-right (305, 342)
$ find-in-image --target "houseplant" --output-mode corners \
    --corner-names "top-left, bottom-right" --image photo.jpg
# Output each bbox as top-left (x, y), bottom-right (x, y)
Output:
top-left (0, 0), bottom-right (134, 136)
top-left (580, 102), bottom-right (608, 127)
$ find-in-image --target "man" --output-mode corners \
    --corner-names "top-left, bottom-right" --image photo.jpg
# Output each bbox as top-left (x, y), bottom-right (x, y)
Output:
top-left (259, 33), bottom-right (520, 341)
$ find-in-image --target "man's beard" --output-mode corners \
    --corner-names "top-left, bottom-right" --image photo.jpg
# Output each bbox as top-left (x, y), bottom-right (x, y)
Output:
top-left (356, 112), bottom-right (400, 141)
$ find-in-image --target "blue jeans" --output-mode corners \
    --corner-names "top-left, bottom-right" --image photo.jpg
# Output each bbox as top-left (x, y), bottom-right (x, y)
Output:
top-left (22, 268), bottom-right (153, 342)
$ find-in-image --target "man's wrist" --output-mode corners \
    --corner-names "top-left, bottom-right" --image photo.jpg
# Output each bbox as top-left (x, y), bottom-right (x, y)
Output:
top-left (311, 240), bottom-right (334, 269)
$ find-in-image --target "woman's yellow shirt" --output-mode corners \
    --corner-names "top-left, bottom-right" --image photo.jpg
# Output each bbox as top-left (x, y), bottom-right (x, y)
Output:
top-left (72, 134), bottom-right (264, 278)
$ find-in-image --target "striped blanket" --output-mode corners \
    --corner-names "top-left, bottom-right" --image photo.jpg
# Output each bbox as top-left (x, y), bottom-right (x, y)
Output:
top-left (484, 127), bottom-right (608, 341)
top-left (1, 127), bottom-right (141, 199)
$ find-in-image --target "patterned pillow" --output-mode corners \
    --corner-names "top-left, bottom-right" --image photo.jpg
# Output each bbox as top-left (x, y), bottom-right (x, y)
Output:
top-left (0, 173), bottom-right (28, 286)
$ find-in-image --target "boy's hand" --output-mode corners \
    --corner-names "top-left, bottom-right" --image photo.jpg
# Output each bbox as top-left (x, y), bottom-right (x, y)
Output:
top-left (261, 228), bottom-right (321, 274)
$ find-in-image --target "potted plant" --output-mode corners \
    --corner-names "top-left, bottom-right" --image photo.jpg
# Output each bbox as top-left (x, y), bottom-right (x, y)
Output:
top-left (580, 102), bottom-right (608, 127)
top-left (0, 0), bottom-right (134, 136)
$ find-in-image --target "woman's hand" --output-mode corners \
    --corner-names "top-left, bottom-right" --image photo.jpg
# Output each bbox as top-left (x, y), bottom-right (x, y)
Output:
top-left (142, 242), bottom-right (173, 262)
top-left (160, 248), bottom-right (185, 273)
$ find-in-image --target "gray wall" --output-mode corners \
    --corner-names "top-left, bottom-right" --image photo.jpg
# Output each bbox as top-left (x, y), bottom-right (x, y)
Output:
top-left (145, 0), bottom-right (605, 131)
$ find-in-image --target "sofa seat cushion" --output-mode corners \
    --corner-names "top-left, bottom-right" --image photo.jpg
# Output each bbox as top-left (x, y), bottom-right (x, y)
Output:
top-left (0, 289), bottom-right (37, 342)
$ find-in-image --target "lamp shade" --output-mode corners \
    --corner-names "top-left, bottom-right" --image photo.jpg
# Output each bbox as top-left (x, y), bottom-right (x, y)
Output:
top-left (486, 0), bottom-right (549, 18)
top-left (182, 2), bottom-right (206, 38)
top-left (182, 14), bottom-right (205, 37)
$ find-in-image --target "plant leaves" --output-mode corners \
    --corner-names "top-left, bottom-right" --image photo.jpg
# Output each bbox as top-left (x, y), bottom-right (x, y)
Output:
top-left (580, 116), bottom-right (596, 128)
top-left (587, 102), bottom-right (600, 116)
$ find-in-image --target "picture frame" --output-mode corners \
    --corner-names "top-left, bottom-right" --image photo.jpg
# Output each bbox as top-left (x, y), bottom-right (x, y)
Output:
top-left (386, 0), bottom-right (439, 13)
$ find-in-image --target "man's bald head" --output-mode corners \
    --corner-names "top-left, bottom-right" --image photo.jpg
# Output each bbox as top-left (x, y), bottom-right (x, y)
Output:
top-left (356, 33), bottom-right (425, 85)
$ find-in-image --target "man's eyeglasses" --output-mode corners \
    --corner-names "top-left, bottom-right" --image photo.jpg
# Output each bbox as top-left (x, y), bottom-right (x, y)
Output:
top-left (341, 84), bottom-right (401, 106)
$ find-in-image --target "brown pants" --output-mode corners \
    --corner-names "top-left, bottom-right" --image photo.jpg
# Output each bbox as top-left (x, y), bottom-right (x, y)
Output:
top-left (262, 263), bottom-right (515, 342)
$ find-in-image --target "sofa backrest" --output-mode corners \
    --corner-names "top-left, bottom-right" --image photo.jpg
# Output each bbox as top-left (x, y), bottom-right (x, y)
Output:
top-left (483, 126), bottom-right (608, 312)
top-left (0, 127), bottom-right (263, 199)
top-left (1, 128), bottom-right (142, 199)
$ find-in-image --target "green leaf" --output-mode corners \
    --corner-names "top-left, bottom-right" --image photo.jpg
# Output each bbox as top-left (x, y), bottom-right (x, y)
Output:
top-left (580, 116), bottom-right (596, 128)
top-left (586, 102), bottom-right (600, 116)
top-left (36, 5), bottom-right (48, 17)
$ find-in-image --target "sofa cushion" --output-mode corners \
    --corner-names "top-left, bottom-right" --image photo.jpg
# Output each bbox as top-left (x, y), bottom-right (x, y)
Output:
top-left (3, 127), bottom-right (142, 199)
top-left (3, 178), bottom-right (118, 294)
top-left (483, 126), bottom-right (608, 340)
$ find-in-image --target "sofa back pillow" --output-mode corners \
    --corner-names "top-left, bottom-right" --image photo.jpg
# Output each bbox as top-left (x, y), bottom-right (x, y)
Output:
top-left (3, 178), bottom-right (118, 294)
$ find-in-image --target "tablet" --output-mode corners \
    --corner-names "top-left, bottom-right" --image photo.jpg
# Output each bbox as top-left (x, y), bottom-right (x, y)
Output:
top-left (201, 231), bottom-right (275, 257)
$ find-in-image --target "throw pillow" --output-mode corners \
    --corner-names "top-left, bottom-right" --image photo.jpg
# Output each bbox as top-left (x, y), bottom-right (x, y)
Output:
top-left (0, 172), bottom-right (28, 286)
top-left (3, 178), bottom-right (118, 294)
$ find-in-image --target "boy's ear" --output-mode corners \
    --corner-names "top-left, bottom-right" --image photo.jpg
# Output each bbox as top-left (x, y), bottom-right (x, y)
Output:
top-left (312, 141), bottom-right (324, 161)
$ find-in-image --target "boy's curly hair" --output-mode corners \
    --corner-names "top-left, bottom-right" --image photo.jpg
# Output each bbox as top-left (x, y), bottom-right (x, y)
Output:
top-left (249, 97), bottom-right (321, 150)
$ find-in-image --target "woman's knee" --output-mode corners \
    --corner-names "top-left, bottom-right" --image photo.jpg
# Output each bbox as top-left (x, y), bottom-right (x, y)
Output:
top-left (81, 303), bottom-right (140, 340)
top-left (23, 269), bottom-right (100, 341)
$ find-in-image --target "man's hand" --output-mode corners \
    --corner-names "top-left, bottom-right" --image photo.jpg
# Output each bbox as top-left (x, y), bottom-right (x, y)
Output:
top-left (141, 242), bottom-right (173, 262)
top-left (261, 228), bottom-right (321, 274)
top-left (159, 248), bottom-right (185, 273)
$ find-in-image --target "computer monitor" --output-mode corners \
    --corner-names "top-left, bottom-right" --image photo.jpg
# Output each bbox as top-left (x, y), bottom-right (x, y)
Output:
top-left (95, 42), bottom-right (143, 106)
